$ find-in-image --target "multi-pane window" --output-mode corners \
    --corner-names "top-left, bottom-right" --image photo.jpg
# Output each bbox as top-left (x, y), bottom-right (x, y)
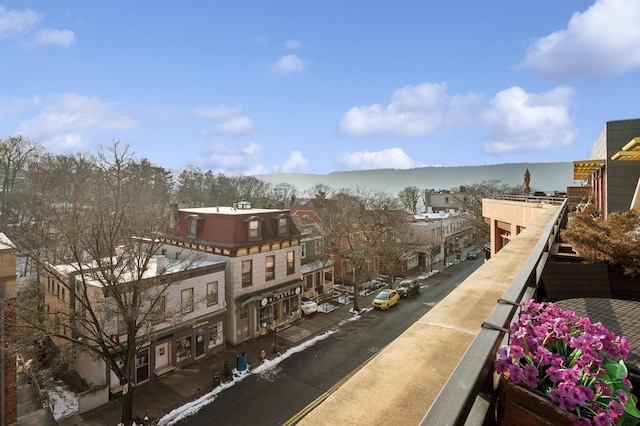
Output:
top-left (305, 274), bottom-right (313, 290)
top-left (207, 281), bottom-right (218, 306)
top-left (208, 322), bottom-right (223, 349)
top-left (278, 217), bottom-right (288, 236)
top-left (282, 296), bottom-right (299, 317)
top-left (265, 256), bottom-right (275, 281)
top-left (181, 288), bottom-right (194, 313)
top-left (287, 251), bottom-right (295, 275)
top-left (301, 243), bottom-right (306, 259)
top-left (242, 260), bottom-right (253, 287)
top-left (249, 220), bottom-right (260, 240)
top-left (189, 218), bottom-right (197, 236)
top-left (315, 239), bottom-right (322, 254)
top-left (151, 295), bottom-right (166, 324)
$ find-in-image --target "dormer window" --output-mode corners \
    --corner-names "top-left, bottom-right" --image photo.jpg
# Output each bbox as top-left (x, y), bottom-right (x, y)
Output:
top-left (249, 220), bottom-right (260, 240)
top-left (278, 217), bottom-right (288, 236)
top-left (187, 214), bottom-right (201, 237)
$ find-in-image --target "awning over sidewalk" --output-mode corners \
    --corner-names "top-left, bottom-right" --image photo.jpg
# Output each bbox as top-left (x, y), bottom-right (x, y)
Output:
top-left (235, 279), bottom-right (303, 307)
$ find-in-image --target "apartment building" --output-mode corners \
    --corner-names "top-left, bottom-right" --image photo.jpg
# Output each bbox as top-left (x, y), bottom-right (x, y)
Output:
top-left (572, 118), bottom-right (640, 218)
top-left (43, 255), bottom-right (226, 408)
top-left (159, 202), bottom-right (303, 345)
top-left (291, 215), bottom-right (335, 302)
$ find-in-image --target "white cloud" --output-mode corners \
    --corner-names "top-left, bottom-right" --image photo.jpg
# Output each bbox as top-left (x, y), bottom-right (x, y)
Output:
top-left (200, 142), bottom-right (266, 174)
top-left (339, 148), bottom-right (417, 170)
top-left (338, 82), bottom-right (482, 136)
top-left (0, 6), bottom-right (41, 38)
top-left (192, 105), bottom-right (255, 135)
top-left (18, 93), bottom-right (135, 153)
top-left (480, 86), bottom-right (577, 154)
top-left (279, 151), bottom-right (309, 173)
top-left (518, 0), bottom-right (640, 78)
top-left (214, 116), bottom-right (255, 135)
top-left (30, 28), bottom-right (75, 47)
top-left (269, 54), bottom-right (306, 76)
top-left (0, 5), bottom-right (74, 47)
top-left (284, 39), bottom-right (302, 49)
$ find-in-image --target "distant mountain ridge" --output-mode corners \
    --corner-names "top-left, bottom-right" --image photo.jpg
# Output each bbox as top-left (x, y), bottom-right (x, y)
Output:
top-left (255, 162), bottom-right (576, 195)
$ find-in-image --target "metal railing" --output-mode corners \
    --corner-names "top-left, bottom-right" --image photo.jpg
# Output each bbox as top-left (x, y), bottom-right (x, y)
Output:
top-left (421, 198), bottom-right (568, 425)
top-left (489, 193), bottom-right (567, 205)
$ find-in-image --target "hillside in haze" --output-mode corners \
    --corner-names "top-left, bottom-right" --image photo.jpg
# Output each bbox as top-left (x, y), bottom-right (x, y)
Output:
top-left (256, 162), bottom-right (576, 195)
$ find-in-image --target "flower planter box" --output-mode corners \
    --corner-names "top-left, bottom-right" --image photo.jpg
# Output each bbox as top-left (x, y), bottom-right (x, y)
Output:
top-left (497, 378), bottom-right (573, 426)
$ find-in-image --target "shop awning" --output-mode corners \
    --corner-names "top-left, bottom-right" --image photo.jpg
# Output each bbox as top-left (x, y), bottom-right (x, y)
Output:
top-left (235, 279), bottom-right (303, 307)
top-left (611, 137), bottom-right (640, 161)
top-left (573, 159), bottom-right (605, 180)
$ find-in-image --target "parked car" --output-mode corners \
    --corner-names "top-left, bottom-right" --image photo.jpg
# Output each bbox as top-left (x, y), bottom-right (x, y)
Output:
top-left (467, 250), bottom-right (478, 260)
top-left (371, 289), bottom-right (400, 310)
top-left (301, 298), bottom-right (318, 315)
top-left (396, 280), bottom-right (420, 298)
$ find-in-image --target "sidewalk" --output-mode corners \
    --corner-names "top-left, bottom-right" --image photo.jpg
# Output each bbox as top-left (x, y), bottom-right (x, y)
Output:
top-left (55, 290), bottom-right (383, 426)
top-left (26, 265), bottom-right (446, 426)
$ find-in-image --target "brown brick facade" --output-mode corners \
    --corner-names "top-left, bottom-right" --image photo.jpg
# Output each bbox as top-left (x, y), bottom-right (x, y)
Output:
top-left (1, 234), bottom-right (17, 426)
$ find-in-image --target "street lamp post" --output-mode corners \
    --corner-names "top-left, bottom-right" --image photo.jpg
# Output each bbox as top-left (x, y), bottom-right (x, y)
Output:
top-left (440, 217), bottom-right (446, 267)
top-left (271, 292), bottom-right (278, 354)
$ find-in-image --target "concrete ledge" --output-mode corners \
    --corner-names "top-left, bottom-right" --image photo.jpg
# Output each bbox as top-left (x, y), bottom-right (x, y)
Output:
top-left (299, 204), bottom-right (560, 426)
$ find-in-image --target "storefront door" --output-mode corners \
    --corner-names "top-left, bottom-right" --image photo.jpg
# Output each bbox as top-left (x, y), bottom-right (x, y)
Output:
top-left (135, 348), bottom-right (150, 384)
top-left (155, 342), bottom-right (169, 369)
top-left (237, 309), bottom-right (250, 341)
top-left (195, 328), bottom-right (206, 359)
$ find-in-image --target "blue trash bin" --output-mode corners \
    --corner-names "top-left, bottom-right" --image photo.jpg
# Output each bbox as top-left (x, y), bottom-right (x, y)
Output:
top-left (236, 352), bottom-right (248, 372)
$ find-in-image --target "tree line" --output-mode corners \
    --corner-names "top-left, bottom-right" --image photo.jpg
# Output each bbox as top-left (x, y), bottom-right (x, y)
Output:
top-left (0, 135), bottom-right (521, 424)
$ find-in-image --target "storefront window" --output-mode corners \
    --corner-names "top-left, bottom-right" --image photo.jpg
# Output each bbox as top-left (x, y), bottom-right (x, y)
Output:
top-left (176, 336), bottom-right (192, 363)
top-left (208, 322), bottom-right (223, 349)
top-left (259, 305), bottom-right (274, 329)
top-left (282, 296), bottom-right (299, 317)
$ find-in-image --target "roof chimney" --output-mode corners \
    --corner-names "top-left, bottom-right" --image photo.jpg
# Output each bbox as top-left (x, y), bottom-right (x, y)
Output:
top-left (169, 203), bottom-right (179, 230)
top-left (155, 255), bottom-right (167, 275)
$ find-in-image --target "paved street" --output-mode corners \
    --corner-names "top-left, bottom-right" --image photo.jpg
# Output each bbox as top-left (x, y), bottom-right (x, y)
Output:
top-left (174, 257), bottom-right (483, 425)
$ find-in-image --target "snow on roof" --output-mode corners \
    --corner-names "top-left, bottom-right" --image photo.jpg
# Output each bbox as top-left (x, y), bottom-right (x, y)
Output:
top-left (52, 256), bottom-right (223, 288)
top-left (0, 232), bottom-right (14, 250)
top-left (181, 206), bottom-right (285, 215)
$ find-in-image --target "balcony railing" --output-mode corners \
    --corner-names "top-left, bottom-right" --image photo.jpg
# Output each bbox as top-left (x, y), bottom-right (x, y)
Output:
top-left (421, 198), bottom-right (568, 425)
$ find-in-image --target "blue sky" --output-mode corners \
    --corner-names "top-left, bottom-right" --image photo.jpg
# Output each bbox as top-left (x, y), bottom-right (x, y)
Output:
top-left (1, 0), bottom-right (639, 175)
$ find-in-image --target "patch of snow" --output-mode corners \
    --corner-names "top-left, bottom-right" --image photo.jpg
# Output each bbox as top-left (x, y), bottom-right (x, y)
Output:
top-left (156, 329), bottom-right (336, 426)
top-left (47, 384), bottom-right (78, 421)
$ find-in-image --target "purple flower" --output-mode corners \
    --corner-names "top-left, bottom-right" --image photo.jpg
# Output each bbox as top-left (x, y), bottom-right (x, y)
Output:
top-left (547, 365), bottom-right (563, 383)
top-left (592, 412), bottom-right (613, 426)
top-left (607, 399), bottom-right (624, 417)
top-left (523, 363), bottom-right (540, 388)
top-left (493, 300), bottom-right (637, 424)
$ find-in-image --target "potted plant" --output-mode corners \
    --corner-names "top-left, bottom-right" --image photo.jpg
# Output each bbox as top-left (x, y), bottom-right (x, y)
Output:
top-left (495, 300), bottom-right (640, 425)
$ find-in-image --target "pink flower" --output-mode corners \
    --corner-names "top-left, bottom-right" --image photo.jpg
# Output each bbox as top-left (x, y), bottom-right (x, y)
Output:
top-left (494, 300), bottom-right (638, 425)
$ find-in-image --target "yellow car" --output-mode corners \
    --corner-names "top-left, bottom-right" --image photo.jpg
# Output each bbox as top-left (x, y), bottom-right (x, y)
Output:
top-left (371, 289), bottom-right (400, 310)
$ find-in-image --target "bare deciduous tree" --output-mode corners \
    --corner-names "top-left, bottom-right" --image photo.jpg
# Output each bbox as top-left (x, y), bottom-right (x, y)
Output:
top-left (308, 183), bottom-right (335, 200)
top-left (453, 180), bottom-right (519, 243)
top-left (324, 188), bottom-right (411, 310)
top-left (14, 141), bottom-right (194, 425)
top-left (0, 135), bottom-right (42, 226)
top-left (398, 186), bottom-right (421, 215)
